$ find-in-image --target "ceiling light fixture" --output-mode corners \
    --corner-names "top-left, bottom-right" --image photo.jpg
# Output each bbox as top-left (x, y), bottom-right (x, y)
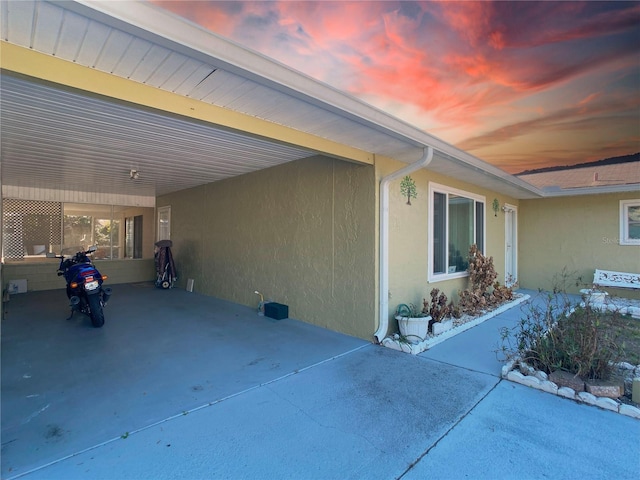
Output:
top-left (130, 169), bottom-right (140, 180)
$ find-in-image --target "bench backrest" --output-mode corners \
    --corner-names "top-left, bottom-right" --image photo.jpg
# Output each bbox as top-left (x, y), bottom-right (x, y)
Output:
top-left (593, 269), bottom-right (640, 290)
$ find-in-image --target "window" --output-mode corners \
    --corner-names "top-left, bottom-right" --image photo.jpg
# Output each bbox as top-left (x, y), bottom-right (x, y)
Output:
top-left (620, 200), bottom-right (640, 245)
top-left (2, 199), bottom-right (153, 262)
top-left (125, 215), bottom-right (143, 258)
top-left (157, 206), bottom-right (171, 241)
top-left (429, 183), bottom-right (485, 280)
top-left (2, 200), bottom-right (62, 260)
top-left (63, 204), bottom-right (120, 258)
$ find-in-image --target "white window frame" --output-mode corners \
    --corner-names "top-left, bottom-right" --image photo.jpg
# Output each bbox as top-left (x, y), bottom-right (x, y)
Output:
top-left (619, 199), bottom-right (640, 245)
top-left (157, 205), bottom-right (171, 241)
top-left (428, 182), bottom-right (486, 282)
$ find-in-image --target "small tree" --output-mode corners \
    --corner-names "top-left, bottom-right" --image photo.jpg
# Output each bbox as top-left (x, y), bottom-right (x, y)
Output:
top-left (400, 176), bottom-right (417, 205)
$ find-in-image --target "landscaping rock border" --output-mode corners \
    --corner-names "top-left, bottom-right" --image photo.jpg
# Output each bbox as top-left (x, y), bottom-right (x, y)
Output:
top-left (382, 294), bottom-right (530, 355)
top-left (579, 291), bottom-right (640, 319)
top-left (501, 360), bottom-right (640, 420)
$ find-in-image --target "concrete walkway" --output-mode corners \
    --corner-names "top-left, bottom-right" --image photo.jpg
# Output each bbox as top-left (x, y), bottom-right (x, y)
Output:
top-left (2, 286), bottom-right (638, 479)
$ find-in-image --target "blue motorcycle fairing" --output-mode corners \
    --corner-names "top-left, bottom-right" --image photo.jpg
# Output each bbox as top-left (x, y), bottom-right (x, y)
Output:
top-left (65, 262), bottom-right (102, 285)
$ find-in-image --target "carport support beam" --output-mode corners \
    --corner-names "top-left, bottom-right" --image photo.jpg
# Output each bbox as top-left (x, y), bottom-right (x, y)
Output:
top-left (374, 146), bottom-right (433, 343)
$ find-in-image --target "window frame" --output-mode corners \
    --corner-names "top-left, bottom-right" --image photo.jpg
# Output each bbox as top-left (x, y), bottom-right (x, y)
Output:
top-left (428, 182), bottom-right (486, 282)
top-left (157, 205), bottom-right (171, 241)
top-left (619, 199), bottom-right (640, 245)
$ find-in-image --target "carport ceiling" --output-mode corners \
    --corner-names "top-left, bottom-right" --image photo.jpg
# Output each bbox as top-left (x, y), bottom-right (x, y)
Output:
top-left (0, 73), bottom-right (317, 198)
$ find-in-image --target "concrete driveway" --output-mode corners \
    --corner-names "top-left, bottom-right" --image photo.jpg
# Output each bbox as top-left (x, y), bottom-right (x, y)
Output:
top-left (2, 285), bottom-right (638, 479)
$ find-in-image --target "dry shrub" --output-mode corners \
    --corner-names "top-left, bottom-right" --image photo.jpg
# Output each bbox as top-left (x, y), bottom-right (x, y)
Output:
top-left (459, 244), bottom-right (513, 315)
top-left (422, 288), bottom-right (453, 323)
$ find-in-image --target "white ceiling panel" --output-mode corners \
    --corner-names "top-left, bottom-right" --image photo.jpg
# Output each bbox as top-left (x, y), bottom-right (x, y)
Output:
top-left (174, 64), bottom-right (216, 96)
top-left (32, 1), bottom-right (64, 50)
top-left (94, 29), bottom-right (134, 73)
top-left (55, 10), bottom-right (90, 60)
top-left (111, 37), bottom-right (152, 78)
top-left (129, 44), bottom-right (173, 84)
top-left (2, 1), bottom-right (35, 47)
top-left (201, 73), bottom-right (255, 106)
top-left (156, 57), bottom-right (200, 92)
top-left (187, 68), bottom-right (224, 100)
top-left (75, 20), bottom-right (110, 66)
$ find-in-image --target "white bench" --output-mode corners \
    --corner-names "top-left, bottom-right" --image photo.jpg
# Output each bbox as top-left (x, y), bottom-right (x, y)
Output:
top-left (580, 269), bottom-right (640, 318)
top-left (593, 269), bottom-right (640, 290)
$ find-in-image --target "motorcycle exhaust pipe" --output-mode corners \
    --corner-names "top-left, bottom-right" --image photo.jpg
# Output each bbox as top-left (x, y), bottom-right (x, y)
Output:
top-left (102, 287), bottom-right (112, 305)
top-left (69, 296), bottom-right (80, 308)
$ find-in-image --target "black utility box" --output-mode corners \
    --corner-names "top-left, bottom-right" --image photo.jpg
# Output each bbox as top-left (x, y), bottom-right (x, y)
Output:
top-left (264, 302), bottom-right (289, 320)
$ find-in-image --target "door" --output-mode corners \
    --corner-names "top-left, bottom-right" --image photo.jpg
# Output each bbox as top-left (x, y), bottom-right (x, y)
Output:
top-left (504, 204), bottom-right (518, 287)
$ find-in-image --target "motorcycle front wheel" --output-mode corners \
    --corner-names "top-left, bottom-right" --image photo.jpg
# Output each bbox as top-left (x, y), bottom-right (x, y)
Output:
top-left (87, 293), bottom-right (105, 328)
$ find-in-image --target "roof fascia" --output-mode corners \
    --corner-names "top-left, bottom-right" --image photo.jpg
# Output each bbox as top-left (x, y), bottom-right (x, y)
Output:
top-left (539, 183), bottom-right (640, 197)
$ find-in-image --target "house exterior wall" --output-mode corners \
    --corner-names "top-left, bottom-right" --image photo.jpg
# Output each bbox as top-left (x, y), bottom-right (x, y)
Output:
top-left (2, 259), bottom-right (155, 292)
top-left (519, 192), bottom-right (640, 298)
top-left (157, 155), bottom-right (376, 339)
top-left (376, 157), bottom-right (519, 328)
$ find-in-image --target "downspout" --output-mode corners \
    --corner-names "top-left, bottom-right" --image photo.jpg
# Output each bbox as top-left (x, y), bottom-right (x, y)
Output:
top-left (374, 146), bottom-right (434, 343)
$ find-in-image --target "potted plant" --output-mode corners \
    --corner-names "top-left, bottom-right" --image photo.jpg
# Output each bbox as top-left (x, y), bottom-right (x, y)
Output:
top-left (395, 303), bottom-right (431, 344)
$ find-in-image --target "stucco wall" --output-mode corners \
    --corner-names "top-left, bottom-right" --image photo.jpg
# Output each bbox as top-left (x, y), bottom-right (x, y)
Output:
top-left (157, 155), bottom-right (376, 339)
top-left (519, 193), bottom-right (640, 297)
top-left (2, 259), bottom-right (155, 292)
top-left (377, 157), bottom-right (518, 326)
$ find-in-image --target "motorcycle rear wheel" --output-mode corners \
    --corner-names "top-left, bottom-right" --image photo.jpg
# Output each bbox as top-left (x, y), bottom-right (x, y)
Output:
top-left (87, 293), bottom-right (105, 328)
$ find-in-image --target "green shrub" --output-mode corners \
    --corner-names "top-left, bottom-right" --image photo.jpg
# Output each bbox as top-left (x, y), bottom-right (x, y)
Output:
top-left (498, 290), bottom-right (625, 380)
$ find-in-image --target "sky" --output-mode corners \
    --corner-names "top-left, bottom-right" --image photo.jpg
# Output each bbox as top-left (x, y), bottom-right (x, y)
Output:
top-left (154, 1), bottom-right (640, 173)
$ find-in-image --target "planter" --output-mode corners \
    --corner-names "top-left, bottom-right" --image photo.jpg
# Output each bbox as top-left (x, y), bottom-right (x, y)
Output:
top-left (590, 291), bottom-right (608, 303)
top-left (432, 318), bottom-right (454, 336)
top-left (580, 288), bottom-right (608, 303)
top-left (395, 315), bottom-right (431, 344)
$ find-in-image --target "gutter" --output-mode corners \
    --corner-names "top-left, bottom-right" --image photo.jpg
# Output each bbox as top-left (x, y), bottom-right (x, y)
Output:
top-left (539, 183), bottom-right (640, 197)
top-left (374, 146), bottom-right (433, 344)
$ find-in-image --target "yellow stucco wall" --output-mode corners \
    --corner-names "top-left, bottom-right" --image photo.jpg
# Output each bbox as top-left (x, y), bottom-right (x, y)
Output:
top-left (157, 155), bottom-right (376, 339)
top-left (2, 259), bottom-right (155, 292)
top-left (376, 157), bottom-right (519, 325)
top-left (519, 193), bottom-right (640, 297)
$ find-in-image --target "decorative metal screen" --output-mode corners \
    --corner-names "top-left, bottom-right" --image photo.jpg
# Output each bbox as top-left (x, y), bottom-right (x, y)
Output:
top-left (2, 199), bottom-right (63, 259)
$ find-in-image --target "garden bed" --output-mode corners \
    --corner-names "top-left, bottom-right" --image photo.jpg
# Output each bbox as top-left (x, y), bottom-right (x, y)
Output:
top-left (382, 293), bottom-right (530, 355)
top-left (501, 359), bottom-right (640, 419)
top-left (500, 305), bottom-right (640, 419)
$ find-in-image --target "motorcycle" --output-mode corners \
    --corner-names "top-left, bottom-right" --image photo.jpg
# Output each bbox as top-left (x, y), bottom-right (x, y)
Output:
top-left (48, 246), bottom-right (112, 327)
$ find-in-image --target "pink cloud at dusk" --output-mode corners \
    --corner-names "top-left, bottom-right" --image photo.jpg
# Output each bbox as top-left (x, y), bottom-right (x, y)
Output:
top-left (154, 1), bottom-right (639, 173)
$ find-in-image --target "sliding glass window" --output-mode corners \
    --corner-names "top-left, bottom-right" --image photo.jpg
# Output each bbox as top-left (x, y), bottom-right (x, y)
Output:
top-left (429, 183), bottom-right (485, 280)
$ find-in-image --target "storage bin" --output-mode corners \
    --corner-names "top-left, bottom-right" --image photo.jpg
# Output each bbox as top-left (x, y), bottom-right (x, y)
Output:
top-left (264, 302), bottom-right (288, 320)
